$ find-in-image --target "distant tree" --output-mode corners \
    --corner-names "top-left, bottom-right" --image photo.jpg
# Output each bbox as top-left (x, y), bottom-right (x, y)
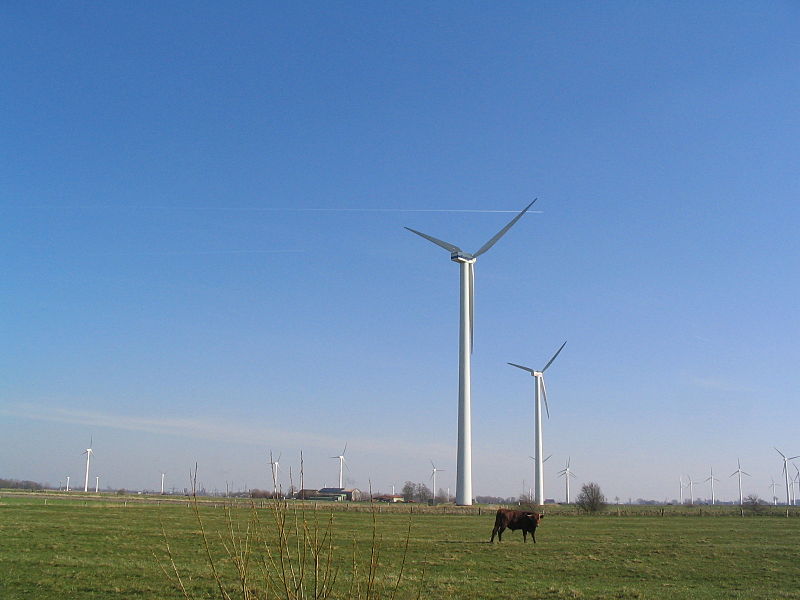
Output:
top-left (435, 488), bottom-right (449, 504)
top-left (401, 481), bottom-right (416, 502)
top-left (415, 483), bottom-right (432, 503)
top-left (576, 482), bottom-right (606, 513)
top-left (743, 494), bottom-right (766, 513)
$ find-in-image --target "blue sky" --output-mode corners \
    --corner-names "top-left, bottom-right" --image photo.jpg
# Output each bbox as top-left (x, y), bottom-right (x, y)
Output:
top-left (2, 2), bottom-right (799, 501)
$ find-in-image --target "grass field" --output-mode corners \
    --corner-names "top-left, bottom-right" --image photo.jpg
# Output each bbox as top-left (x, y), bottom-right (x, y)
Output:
top-left (2, 493), bottom-right (799, 599)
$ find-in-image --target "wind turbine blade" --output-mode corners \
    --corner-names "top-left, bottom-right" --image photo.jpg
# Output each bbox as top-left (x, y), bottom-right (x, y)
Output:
top-left (775, 447), bottom-right (786, 459)
top-left (508, 362), bottom-right (535, 374)
top-left (472, 199), bottom-right (536, 257)
top-left (542, 341), bottom-right (567, 372)
top-left (404, 227), bottom-right (461, 253)
top-left (468, 261), bottom-right (474, 353)
top-left (742, 470), bottom-right (751, 477)
top-left (541, 376), bottom-right (551, 419)
top-left (544, 454), bottom-right (552, 463)
top-left (342, 443), bottom-right (348, 456)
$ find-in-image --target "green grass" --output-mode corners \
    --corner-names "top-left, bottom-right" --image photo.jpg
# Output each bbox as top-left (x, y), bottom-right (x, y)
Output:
top-left (1, 494), bottom-right (799, 599)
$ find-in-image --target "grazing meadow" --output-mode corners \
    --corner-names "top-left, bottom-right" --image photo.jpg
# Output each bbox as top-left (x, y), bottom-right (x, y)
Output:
top-left (1, 493), bottom-right (799, 599)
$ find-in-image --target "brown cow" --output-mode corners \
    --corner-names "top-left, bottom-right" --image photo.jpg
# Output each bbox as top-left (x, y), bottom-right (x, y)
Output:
top-left (490, 508), bottom-right (544, 543)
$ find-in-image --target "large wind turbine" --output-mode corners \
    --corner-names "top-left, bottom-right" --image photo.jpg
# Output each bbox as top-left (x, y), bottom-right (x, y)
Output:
top-left (558, 457), bottom-right (577, 504)
top-left (705, 467), bottom-right (719, 505)
top-left (331, 444), bottom-right (348, 489)
top-left (82, 437), bottom-right (94, 493)
top-left (406, 200), bottom-right (536, 505)
top-left (430, 461), bottom-right (445, 505)
top-left (775, 448), bottom-right (799, 506)
top-left (509, 340), bottom-right (567, 506)
top-left (729, 459), bottom-right (750, 506)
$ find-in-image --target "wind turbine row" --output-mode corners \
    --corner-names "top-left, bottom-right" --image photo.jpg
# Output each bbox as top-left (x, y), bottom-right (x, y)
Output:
top-left (406, 200), bottom-right (536, 505)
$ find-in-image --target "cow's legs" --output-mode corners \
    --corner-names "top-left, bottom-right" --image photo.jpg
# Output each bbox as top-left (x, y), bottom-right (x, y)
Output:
top-left (490, 525), bottom-right (505, 542)
top-left (522, 530), bottom-right (527, 543)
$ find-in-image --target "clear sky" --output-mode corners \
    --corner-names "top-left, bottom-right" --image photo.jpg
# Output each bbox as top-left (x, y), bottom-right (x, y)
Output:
top-left (2, 2), bottom-right (799, 502)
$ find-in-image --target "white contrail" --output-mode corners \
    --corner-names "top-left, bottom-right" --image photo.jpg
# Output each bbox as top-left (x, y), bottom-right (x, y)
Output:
top-left (13, 205), bottom-right (542, 214)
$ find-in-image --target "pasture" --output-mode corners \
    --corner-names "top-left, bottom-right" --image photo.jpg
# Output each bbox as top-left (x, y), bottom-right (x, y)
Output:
top-left (1, 493), bottom-right (799, 599)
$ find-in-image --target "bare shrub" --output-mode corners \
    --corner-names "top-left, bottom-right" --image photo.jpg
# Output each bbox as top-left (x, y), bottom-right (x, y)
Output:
top-left (158, 461), bottom-right (419, 600)
top-left (575, 482), bottom-right (606, 513)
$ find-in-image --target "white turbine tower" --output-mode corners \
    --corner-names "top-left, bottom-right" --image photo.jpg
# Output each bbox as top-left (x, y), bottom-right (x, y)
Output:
top-left (509, 341), bottom-right (568, 506)
top-left (558, 457), bottom-right (577, 504)
top-left (794, 466), bottom-right (800, 506)
top-left (66, 476), bottom-right (70, 492)
top-left (430, 461), bottom-right (445, 505)
top-left (529, 454), bottom-right (551, 500)
top-left (406, 200), bottom-right (536, 505)
top-left (160, 472), bottom-right (166, 495)
top-left (82, 437), bottom-right (94, 493)
top-left (769, 479), bottom-right (779, 505)
top-left (678, 476), bottom-right (684, 504)
top-left (685, 475), bottom-right (698, 505)
top-left (331, 444), bottom-right (348, 489)
top-left (729, 459), bottom-right (750, 506)
top-left (775, 448), bottom-right (799, 506)
top-left (95, 475), bottom-right (100, 493)
top-left (705, 467), bottom-right (719, 505)
top-left (269, 452), bottom-right (282, 491)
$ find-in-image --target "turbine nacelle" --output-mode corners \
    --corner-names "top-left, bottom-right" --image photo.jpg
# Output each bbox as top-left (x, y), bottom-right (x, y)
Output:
top-left (450, 253), bottom-right (476, 264)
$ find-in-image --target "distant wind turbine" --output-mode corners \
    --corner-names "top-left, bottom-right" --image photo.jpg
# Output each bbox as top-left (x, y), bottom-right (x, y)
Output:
top-left (269, 452), bottom-right (282, 491)
top-left (705, 467), bottom-right (719, 505)
top-left (95, 475), bottom-right (100, 493)
top-left (430, 461), bottom-right (445, 505)
top-left (794, 466), bottom-right (800, 506)
top-left (331, 444), bottom-right (348, 489)
top-left (679, 476), bottom-right (684, 505)
top-left (66, 476), bottom-right (70, 492)
top-left (406, 200), bottom-right (536, 505)
top-left (558, 457), bottom-right (577, 504)
top-left (729, 459), bottom-right (750, 506)
top-left (509, 341), bottom-right (567, 505)
top-left (775, 448), bottom-right (799, 506)
top-left (82, 437), bottom-right (94, 493)
top-left (769, 479), bottom-right (779, 505)
top-left (685, 475), bottom-right (698, 505)
top-left (160, 472), bottom-right (166, 495)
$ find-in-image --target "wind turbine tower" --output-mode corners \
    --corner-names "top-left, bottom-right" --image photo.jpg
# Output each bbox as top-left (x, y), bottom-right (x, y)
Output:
top-left (331, 444), bottom-right (348, 489)
top-left (679, 476), bottom-right (684, 504)
top-left (705, 467), bottom-right (719, 505)
top-left (775, 448), bottom-right (799, 506)
top-left (685, 475), bottom-right (698, 505)
top-left (430, 461), bottom-right (445, 505)
top-left (66, 476), bottom-right (70, 492)
top-left (729, 459), bottom-right (750, 506)
top-left (83, 437), bottom-right (94, 493)
top-left (161, 473), bottom-right (166, 495)
top-left (509, 341), bottom-right (567, 505)
top-left (269, 452), bottom-right (282, 491)
top-left (95, 476), bottom-right (100, 493)
top-left (406, 201), bottom-right (536, 505)
top-left (558, 457), bottom-right (577, 504)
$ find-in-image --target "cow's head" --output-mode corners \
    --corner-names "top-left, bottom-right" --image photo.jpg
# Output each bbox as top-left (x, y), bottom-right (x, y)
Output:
top-left (525, 512), bottom-right (543, 525)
